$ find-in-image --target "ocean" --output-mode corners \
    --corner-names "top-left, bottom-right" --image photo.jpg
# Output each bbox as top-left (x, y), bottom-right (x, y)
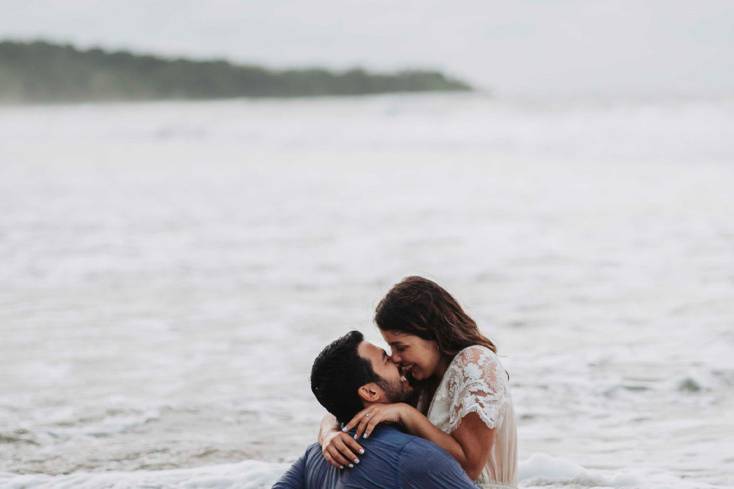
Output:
top-left (0, 93), bottom-right (732, 488)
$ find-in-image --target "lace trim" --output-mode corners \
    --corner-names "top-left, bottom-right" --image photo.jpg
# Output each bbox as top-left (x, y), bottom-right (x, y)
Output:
top-left (445, 397), bottom-right (502, 433)
top-left (444, 345), bottom-right (507, 433)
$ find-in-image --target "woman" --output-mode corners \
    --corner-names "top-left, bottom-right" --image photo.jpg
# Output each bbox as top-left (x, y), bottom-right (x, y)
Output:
top-left (318, 276), bottom-right (517, 488)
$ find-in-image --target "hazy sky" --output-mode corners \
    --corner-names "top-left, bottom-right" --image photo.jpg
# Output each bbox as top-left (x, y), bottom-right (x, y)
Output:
top-left (3, 0), bottom-right (733, 97)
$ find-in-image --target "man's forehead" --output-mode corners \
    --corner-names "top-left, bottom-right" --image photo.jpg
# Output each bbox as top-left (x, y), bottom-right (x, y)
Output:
top-left (357, 340), bottom-right (378, 356)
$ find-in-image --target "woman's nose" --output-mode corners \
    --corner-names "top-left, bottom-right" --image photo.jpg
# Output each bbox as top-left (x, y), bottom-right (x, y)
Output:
top-left (389, 352), bottom-right (402, 364)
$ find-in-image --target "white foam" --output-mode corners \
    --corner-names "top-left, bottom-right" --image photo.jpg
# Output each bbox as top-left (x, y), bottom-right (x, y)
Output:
top-left (519, 453), bottom-right (724, 489)
top-left (520, 453), bottom-right (639, 487)
top-left (0, 460), bottom-right (287, 489)
top-left (1, 456), bottom-right (719, 489)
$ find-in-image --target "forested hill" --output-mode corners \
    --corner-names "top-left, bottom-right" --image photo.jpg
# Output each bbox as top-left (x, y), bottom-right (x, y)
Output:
top-left (0, 41), bottom-right (472, 103)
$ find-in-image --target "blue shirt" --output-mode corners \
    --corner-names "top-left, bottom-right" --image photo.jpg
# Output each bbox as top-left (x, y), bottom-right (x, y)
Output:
top-left (272, 425), bottom-right (476, 489)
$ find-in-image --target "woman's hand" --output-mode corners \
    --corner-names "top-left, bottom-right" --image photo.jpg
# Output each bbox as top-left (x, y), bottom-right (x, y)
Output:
top-left (343, 403), bottom-right (414, 440)
top-left (320, 430), bottom-right (364, 469)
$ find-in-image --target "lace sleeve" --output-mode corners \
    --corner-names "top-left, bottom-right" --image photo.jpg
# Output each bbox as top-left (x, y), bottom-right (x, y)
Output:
top-left (445, 346), bottom-right (507, 433)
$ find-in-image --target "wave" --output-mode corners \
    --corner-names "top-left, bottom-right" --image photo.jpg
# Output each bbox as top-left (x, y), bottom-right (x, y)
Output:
top-left (0, 454), bottom-right (721, 489)
top-left (518, 454), bottom-right (722, 489)
top-left (0, 460), bottom-right (286, 489)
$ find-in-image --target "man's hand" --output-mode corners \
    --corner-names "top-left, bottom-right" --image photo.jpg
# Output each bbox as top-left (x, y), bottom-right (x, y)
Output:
top-left (320, 430), bottom-right (365, 469)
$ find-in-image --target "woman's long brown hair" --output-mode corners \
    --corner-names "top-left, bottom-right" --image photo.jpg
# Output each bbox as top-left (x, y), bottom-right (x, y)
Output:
top-left (374, 276), bottom-right (498, 412)
top-left (375, 276), bottom-right (504, 415)
top-left (375, 275), bottom-right (496, 355)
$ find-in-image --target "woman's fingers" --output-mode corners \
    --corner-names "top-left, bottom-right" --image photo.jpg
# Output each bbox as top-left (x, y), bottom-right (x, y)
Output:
top-left (343, 408), bottom-right (369, 432)
top-left (352, 414), bottom-right (368, 439)
top-left (344, 407), bottom-right (390, 440)
top-left (354, 412), bottom-right (374, 440)
top-left (363, 416), bottom-right (382, 439)
top-left (324, 432), bottom-right (363, 468)
top-left (322, 451), bottom-right (341, 469)
top-left (341, 435), bottom-right (365, 458)
top-left (321, 428), bottom-right (366, 469)
top-left (334, 436), bottom-right (361, 465)
top-left (325, 445), bottom-right (350, 468)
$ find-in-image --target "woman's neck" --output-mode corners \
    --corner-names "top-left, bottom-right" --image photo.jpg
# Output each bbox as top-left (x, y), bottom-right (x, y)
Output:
top-left (433, 355), bottom-right (451, 380)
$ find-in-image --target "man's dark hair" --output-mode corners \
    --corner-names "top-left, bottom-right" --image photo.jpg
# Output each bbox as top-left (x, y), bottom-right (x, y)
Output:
top-left (310, 330), bottom-right (379, 424)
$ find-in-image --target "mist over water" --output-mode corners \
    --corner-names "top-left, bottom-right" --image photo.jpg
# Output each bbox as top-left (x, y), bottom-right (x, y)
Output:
top-left (1, 93), bottom-right (733, 488)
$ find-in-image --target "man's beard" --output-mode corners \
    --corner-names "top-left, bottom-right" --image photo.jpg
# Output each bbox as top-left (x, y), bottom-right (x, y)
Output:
top-left (376, 378), bottom-right (413, 404)
top-left (399, 371), bottom-right (437, 410)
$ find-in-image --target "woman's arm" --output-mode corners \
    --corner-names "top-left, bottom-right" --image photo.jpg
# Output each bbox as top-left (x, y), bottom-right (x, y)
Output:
top-left (317, 413), bottom-right (339, 445)
top-left (346, 404), bottom-right (493, 480)
top-left (403, 405), bottom-right (493, 479)
top-left (317, 413), bottom-right (364, 468)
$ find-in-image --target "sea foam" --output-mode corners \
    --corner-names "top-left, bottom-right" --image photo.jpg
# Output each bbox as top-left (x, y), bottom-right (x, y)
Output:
top-left (0, 460), bottom-right (287, 489)
top-left (1, 455), bottom-right (716, 489)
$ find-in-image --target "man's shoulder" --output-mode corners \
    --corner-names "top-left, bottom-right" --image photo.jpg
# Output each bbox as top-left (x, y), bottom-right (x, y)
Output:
top-left (397, 436), bottom-right (451, 460)
top-left (304, 442), bottom-right (322, 453)
top-left (398, 437), bottom-right (476, 488)
top-left (367, 426), bottom-right (455, 458)
top-left (374, 429), bottom-right (459, 473)
top-left (302, 442), bottom-right (324, 463)
top-left (361, 425), bottom-right (423, 451)
top-left (298, 442), bottom-right (328, 472)
top-left (300, 429), bottom-right (445, 460)
top-left (298, 430), bottom-right (422, 461)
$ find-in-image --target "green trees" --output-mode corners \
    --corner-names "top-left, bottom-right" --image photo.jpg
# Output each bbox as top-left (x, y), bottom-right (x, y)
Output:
top-left (0, 41), bottom-right (471, 103)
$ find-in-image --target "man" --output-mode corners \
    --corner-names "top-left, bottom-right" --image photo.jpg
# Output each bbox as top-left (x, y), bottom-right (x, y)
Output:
top-left (272, 330), bottom-right (476, 489)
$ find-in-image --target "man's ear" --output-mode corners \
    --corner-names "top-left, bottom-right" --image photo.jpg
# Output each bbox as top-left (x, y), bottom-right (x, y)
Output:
top-left (358, 382), bottom-right (383, 402)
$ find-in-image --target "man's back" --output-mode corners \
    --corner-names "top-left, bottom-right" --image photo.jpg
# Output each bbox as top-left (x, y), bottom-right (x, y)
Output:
top-left (272, 425), bottom-right (476, 489)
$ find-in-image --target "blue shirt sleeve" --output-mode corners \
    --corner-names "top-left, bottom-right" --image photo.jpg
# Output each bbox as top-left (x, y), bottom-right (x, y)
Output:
top-left (272, 453), bottom-right (306, 489)
top-left (398, 439), bottom-right (477, 489)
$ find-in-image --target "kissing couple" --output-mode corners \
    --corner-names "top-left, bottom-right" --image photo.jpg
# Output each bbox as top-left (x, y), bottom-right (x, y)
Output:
top-left (274, 276), bottom-right (517, 489)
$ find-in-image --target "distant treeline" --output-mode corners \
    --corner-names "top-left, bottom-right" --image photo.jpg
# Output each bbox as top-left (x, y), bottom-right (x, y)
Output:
top-left (0, 40), bottom-right (472, 103)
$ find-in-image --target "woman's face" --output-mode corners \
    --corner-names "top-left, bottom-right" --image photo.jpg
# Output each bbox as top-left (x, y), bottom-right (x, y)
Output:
top-left (380, 330), bottom-right (444, 381)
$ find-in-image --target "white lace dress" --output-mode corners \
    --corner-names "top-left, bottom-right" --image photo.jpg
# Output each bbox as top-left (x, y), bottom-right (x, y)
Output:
top-left (426, 345), bottom-right (518, 489)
